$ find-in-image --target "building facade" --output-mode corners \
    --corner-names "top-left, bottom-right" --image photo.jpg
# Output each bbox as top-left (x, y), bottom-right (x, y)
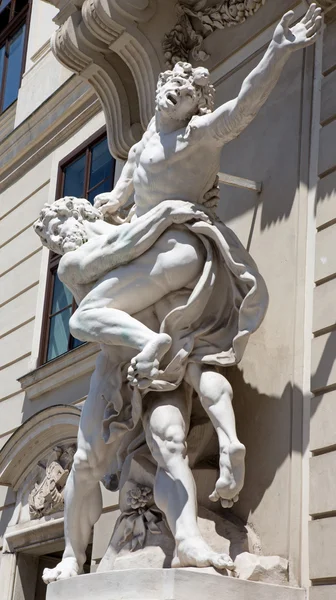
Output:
top-left (0, 0), bottom-right (335, 598)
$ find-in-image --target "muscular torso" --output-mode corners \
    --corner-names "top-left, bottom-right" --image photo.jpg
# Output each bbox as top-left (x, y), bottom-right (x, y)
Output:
top-left (133, 125), bottom-right (221, 216)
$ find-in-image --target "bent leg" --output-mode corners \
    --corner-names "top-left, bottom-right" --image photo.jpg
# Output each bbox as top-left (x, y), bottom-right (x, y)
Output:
top-left (186, 363), bottom-right (246, 508)
top-left (43, 369), bottom-right (118, 583)
top-left (70, 229), bottom-right (204, 387)
top-left (143, 388), bottom-right (234, 570)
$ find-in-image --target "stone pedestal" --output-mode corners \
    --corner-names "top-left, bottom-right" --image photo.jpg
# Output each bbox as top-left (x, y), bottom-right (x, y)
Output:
top-left (46, 569), bottom-right (305, 600)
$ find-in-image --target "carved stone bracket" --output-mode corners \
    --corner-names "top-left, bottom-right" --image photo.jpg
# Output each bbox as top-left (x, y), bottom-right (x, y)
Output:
top-left (50, 0), bottom-right (161, 158)
top-left (163, 0), bottom-right (267, 67)
top-left (28, 444), bottom-right (76, 519)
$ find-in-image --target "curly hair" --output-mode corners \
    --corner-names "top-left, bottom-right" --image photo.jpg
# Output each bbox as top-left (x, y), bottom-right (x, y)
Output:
top-left (34, 196), bottom-right (103, 253)
top-left (156, 62), bottom-right (215, 115)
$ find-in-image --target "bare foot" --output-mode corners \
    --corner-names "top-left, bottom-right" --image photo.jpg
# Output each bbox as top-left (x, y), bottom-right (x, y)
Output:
top-left (172, 536), bottom-right (234, 570)
top-left (42, 557), bottom-right (81, 584)
top-left (127, 333), bottom-right (172, 389)
top-left (209, 442), bottom-right (246, 508)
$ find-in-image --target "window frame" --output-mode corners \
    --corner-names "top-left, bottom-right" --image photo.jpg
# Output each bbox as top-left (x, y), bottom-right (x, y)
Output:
top-left (0, 0), bottom-right (32, 113)
top-left (38, 128), bottom-right (115, 366)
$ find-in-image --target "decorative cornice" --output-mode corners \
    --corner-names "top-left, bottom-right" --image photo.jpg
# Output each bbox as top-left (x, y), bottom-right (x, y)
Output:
top-left (0, 78), bottom-right (100, 192)
top-left (50, 0), bottom-right (161, 157)
top-left (0, 406), bottom-right (80, 491)
top-left (163, 0), bottom-right (267, 67)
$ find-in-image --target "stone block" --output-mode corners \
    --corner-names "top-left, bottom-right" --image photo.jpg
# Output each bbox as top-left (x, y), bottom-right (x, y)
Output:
top-left (0, 250), bottom-right (42, 306)
top-left (322, 18), bottom-right (336, 74)
top-left (318, 119), bottom-right (336, 176)
top-left (311, 331), bottom-right (336, 392)
top-left (0, 227), bottom-right (41, 276)
top-left (46, 568), bottom-right (305, 600)
top-left (316, 169), bottom-right (336, 229)
top-left (234, 552), bottom-right (288, 584)
top-left (310, 586), bottom-right (336, 600)
top-left (310, 391), bottom-right (336, 452)
top-left (315, 222), bottom-right (336, 282)
top-left (321, 67), bottom-right (336, 124)
top-left (310, 452), bottom-right (336, 515)
top-left (0, 285), bottom-right (38, 337)
top-left (0, 320), bottom-right (34, 370)
top-left (313, 278), bottom-right (336, 333)
top-left (0, 155), bottom-right (52, 218)
top-left (0, 183), bottom-right (49, 246)
top-left (309, 517), bottom-right (336, 580)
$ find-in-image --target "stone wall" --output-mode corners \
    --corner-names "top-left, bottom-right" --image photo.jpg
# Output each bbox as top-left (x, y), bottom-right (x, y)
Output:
top-left (309, 13), bottom-right (336, 600)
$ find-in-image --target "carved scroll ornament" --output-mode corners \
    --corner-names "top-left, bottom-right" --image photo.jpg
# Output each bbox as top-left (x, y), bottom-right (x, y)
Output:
top-left (28, 445), bottom-right (76, 519)
top-left (163, 0), bottom-right (267, 67)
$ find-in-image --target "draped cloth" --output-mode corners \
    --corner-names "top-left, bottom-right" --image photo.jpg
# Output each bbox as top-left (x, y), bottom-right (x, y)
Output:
top-left (93, 207), bottom-right (268, 476)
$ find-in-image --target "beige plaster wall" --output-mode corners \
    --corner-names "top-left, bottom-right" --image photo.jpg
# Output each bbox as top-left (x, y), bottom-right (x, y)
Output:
top-left (214, 41), bottom-right (312, 581)
top-left (309, 15), bottom-right (336, 599)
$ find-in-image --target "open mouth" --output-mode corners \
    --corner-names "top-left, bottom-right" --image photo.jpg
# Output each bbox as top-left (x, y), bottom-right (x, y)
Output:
top-left (166, 92), bottom-right (177, 105)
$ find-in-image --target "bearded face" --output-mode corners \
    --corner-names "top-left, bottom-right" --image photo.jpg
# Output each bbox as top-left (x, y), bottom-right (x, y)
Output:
top-left (45, 216), bottom-right (88, 254)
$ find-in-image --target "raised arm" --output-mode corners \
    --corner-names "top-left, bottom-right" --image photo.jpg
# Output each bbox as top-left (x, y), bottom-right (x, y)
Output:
top-left (203, 4), bottom-right (322, 145)
top-left (94, 118), bottom-right (156, 216)
top-left (93, 142), bottom-right (137, 215)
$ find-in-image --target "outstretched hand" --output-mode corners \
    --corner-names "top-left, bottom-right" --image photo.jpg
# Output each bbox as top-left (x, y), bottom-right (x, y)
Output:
top-left (273, 3), bottom-right (322, 52)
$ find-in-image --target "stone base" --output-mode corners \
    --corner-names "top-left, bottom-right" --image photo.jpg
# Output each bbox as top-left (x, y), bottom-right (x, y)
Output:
top-left (46, 568), bottom-right (305, 600)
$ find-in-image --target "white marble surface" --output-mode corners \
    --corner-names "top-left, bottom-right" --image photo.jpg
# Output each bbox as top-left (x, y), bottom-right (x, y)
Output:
top-left (33, 5), bottom-right (322, 585)
top-left (46, 568), bottom-right (305, 600)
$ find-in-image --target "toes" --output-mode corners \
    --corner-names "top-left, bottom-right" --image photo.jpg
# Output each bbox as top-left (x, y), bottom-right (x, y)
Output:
top-left (42, 568), bottom-right (59, 584)
top-left (233, 494), bottom-right (239, 503)
top-left (211, 553), bottom-right (235, 570)
top-left (209, 489), bottom-right (220, 502)
top-left (221, 498), bottom-right (234, 508)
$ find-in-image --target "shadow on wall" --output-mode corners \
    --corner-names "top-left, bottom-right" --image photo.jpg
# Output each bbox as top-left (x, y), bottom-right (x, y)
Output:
top-left (226, 329), bottom-right (333, 526)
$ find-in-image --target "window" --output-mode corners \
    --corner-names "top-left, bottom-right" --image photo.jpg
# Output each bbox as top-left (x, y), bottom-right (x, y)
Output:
top-left (39, 131), bottom-right (115, 364)
top-left (0, 0), bottom-right (31, 113)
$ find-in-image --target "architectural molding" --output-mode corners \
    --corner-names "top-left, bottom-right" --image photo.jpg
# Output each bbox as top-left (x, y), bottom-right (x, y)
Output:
top-left (18, 342), bottom-right (99, 400)
top-left (0, 77), bottom-right (100, 192)
top-left (49, 0), bottom-right (161, 157)
top-left (163, 0), bottom-right (267, 67)
top-left (0, 405), bottom-right (80, 491)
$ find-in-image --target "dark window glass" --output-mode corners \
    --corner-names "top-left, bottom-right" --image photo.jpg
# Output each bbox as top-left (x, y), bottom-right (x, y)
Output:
top-left (2, 23), bottom-right (25, 110)
top-left (42, 132), bottom-right (115, 364)
top-left (50, 272), bottom-right (72, 315)
top-left (63, 152), bottom-right (86, 198)
top-left (0, 0), bottom-right (30, 113)
top-left (0, 0), bottom-right (12, 12)
top-left (0, 44), bottom-right (5, 87)
top-left (47, 306), bottom-right (73, 361)
top-left (89, 137), bottom-right (111, 189)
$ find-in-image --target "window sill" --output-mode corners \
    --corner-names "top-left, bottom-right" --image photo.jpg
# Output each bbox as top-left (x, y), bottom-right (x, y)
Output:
top-left (18, 342), bottom-right (100, 400)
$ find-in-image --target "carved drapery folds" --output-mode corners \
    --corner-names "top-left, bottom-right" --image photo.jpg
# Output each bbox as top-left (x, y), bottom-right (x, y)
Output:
top-left (51, 0), bottom-right (160, 158)
top-left (163, 0), bottom-right (267, 67)
top-left (28, 445), bottom-right (76, 519)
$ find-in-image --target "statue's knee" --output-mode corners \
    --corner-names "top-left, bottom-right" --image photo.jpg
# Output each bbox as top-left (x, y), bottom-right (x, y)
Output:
top-left (200, 371), bottom-right (233, 404)
top-left (69, 310), bottom-right (86, 342)
top-left (149, 423), bottom-right (186, 467)
top-left (72, 448), bottom-right (105, 482)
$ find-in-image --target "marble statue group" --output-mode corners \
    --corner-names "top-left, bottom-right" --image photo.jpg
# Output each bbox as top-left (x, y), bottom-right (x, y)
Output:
top-left (34, 4), bottom-right (322, 583)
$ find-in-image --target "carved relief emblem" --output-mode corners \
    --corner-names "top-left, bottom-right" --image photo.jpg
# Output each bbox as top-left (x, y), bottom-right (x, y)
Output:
top-left (163, 0), bottom-right (267, 67)
top-left (28, 445), bottom-right (76, 519)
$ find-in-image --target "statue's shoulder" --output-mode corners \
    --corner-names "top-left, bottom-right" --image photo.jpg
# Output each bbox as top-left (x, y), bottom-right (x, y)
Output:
top-left (58, 251), bottom-right (79, 281)
top-left (185, 114), bottom-right (211, 141)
